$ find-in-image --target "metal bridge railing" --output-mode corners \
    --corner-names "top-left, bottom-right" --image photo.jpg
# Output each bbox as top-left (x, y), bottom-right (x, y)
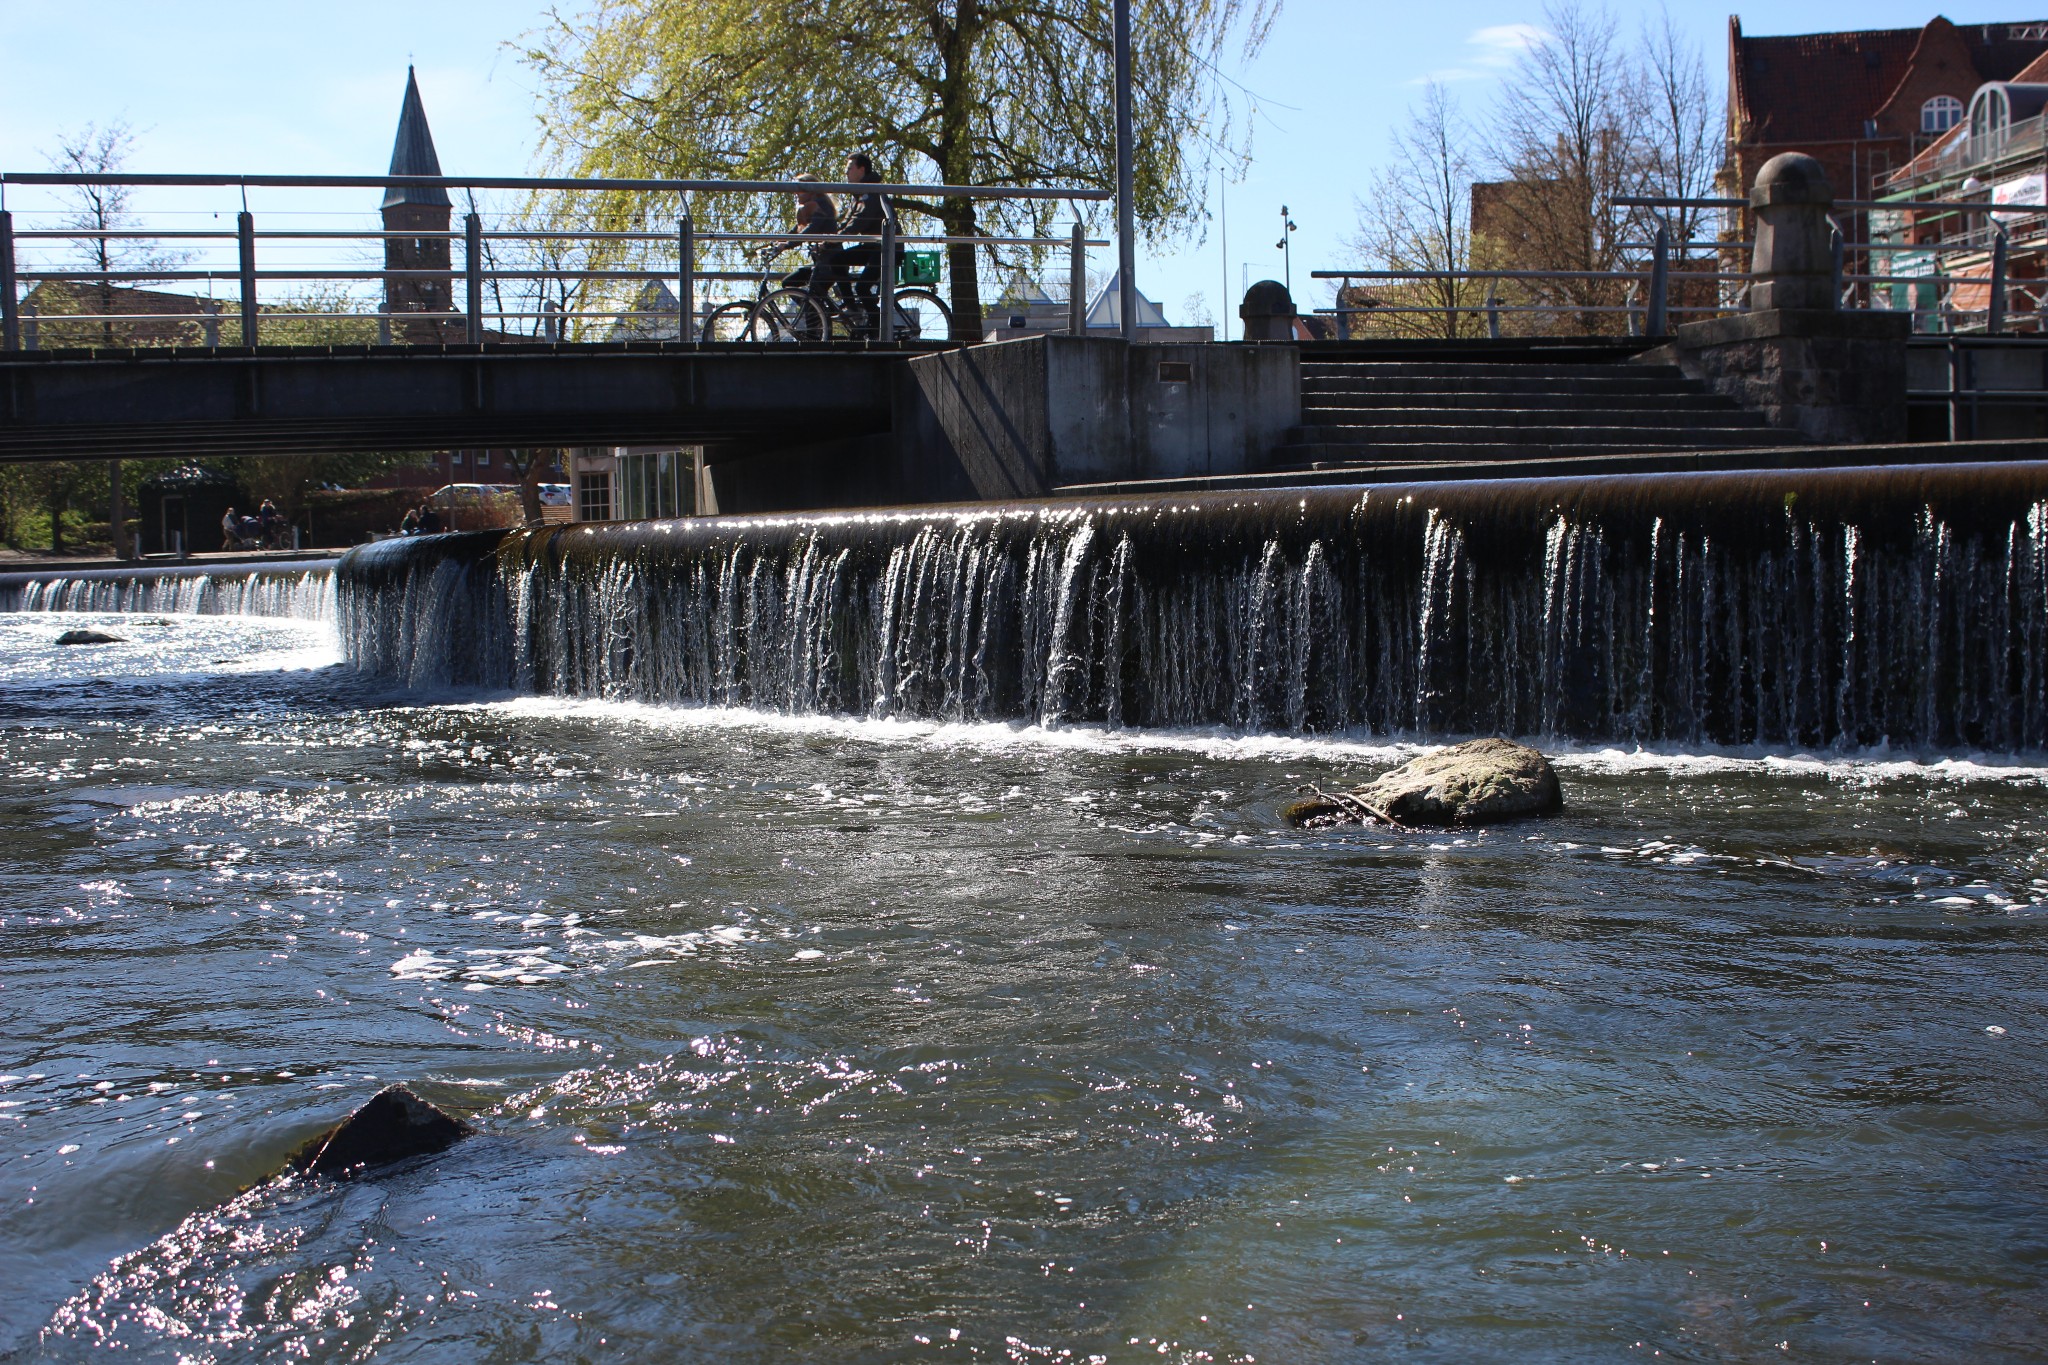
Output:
top-left (0, 172), bottom-right (1111, 349)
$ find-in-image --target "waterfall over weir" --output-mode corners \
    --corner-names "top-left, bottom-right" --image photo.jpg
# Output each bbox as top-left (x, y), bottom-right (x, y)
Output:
top-left (338, 464), bottom-right (2048, 750)
top-left (0, 562), bottom-right (337, 621)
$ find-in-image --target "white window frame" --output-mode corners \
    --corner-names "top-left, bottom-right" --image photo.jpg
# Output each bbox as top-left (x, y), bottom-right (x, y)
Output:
top-left (1922, 95), bottom-right (1964, 135)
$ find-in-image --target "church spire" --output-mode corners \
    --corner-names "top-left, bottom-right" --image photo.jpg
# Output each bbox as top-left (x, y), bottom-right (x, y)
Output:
top-left (383, 65), bottom-right (451, 209)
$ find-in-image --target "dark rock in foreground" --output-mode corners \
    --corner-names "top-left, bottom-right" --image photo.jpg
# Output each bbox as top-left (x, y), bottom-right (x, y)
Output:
top-left (55, 629), bottom-right (125, 646)
top-left (1286, 738), bottom-right (1563, 828)
top-left (291, 1084), bottom-right (473, 1178)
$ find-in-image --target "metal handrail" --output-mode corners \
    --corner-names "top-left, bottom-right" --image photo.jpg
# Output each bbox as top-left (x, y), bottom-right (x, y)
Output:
top-left (0, 171), bottom-right (1110, 201)
top-left (1, 198), bottom-right (1108, 347)
top-left (1317, 268), bottom-right (1748, 282)
top-left (1613, 195), bottom-right (2044, 212)
top-left (10, 227), bottom-right (1109, 248)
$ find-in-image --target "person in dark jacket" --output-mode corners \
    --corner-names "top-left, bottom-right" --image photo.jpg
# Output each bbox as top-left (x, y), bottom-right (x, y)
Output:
top-left (826, 152), bottom-right (892, 327)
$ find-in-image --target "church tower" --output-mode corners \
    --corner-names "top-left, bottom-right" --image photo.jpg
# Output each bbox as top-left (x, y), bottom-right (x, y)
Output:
top-left (381, 67), bottom-right (454, 340)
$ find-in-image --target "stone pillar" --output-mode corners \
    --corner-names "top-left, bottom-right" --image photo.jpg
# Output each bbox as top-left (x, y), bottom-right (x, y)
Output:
top-left (1749, 152), bottom-right (1837, 311)
top-left (1640, 151), bottom-right (1908, 446)
top-left (1239, 280), bottom-right (1297, 342)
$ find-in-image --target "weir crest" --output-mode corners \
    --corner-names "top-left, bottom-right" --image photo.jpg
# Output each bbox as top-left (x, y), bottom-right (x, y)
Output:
top-left (1, 564), bottom-right (338, 622)
top-left (331, 465), bottom-right (2048, 751)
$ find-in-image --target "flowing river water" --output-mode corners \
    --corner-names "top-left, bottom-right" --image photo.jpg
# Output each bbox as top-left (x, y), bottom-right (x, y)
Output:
top-left (2, 558), bottom-right (2046, 1361)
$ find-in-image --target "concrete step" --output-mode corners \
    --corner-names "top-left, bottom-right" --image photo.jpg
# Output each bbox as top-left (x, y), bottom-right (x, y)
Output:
top-left (1300, 389), bottom-right (1750, 414)
top-left (1296, 406), bottom-right (1775, 430)
top-left (1267, 444), bottom-right (1708, 466)
top-left (1283, 424), bottom-right (1798, 449)
top-left (1299, 361), bottom-right (1693, 382)
top-left (1302, 373), bottom-right (1713, 397)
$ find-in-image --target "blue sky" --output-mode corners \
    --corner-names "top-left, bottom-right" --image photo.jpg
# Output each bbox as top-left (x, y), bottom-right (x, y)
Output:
top-left (3, 1), bottom-right (2039, 331)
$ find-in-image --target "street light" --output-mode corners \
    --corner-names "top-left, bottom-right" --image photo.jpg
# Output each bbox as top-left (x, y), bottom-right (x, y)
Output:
top-left (1276, 204), bottom-right (1298, 294)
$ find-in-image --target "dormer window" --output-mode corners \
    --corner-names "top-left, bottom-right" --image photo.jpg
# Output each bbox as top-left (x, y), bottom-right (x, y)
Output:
top-left (1923, 95), bottom-right (1965, 134)
top-left (1969, 86), bottom-right (2012, 145)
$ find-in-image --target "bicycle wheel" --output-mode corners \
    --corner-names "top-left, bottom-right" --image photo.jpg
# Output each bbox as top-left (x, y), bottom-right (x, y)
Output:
top-left (698, 300), bottom-right (755, 344)
top-left (889, 288), bottom-right (953, 341)
top-left (744, 289), bottom-right (829, 343)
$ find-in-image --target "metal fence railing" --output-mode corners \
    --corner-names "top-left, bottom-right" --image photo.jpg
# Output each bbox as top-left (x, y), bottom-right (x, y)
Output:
top-left (0, 172), bottom-right (1111, 349)
top-left (1316, 193), bottom-right (2048, 340)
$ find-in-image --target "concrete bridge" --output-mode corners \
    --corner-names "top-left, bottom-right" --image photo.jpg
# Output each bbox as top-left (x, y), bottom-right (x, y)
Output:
top-left (8, 152), bottom-right (2048, 517)
top-left (0, 340), bottom-right (940, 462)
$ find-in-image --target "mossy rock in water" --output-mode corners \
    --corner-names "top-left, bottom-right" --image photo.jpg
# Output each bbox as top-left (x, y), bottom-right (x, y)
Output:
top-left (55, 629), bottom-right (124, 646)
top-left (1281, 795), bottom-right (1351, 827)
top-left (1288, 738), bottom-right (1562, 828)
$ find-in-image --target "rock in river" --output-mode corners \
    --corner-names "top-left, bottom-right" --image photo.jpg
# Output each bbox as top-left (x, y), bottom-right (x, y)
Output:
top-left (291, 1084), bottom-right (473, 1178)
top-left (1284, 738), bottom-right (1563, 828)
top-left (55, 628), bottom-right (125, 646)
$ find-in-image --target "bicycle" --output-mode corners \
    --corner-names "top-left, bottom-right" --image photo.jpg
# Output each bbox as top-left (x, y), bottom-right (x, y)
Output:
top-left (699, 242), bottom-right (953, 343)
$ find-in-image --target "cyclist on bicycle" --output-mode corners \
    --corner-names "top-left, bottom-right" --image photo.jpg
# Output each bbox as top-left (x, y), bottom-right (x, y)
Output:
top-left (827, 152), bottom-right (893, 329)
top-left (769, 173), bottom-right (840, 303)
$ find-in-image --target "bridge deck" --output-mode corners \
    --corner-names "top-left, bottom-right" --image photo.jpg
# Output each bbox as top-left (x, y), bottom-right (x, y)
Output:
top-left (0, 340), bottom-right (958, 461)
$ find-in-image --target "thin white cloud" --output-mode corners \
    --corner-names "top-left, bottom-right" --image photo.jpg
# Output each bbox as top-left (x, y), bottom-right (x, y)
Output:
top-left (1469, 23), bottom-right (1551, 64)
top-left (1415, 21), bottom-right (1552, 84)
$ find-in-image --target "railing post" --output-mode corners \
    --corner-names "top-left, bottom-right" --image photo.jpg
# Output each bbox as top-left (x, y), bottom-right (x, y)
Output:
top-left (877, 210), bottom-right (897, 343)
top-left (464, 212), bottom-right (483, 344)
top-left (1069, 222), bottom-right (1087, 337)
top-left (237, 211), bottom-right (258, 347)
top-left (0, 210), bottom-right (19, 351)
top-left (1648, 221), bottom-right (1670, 337)
top-left (1947, 336), bottom-right (1963, 442)
top-left (1114, 0), bottom-right (1137, 342)
top-left (1989, 225), bottom-right (2009, 335)
top-left (1828, 218), bottom-right (1845, 308)
top-left (678, 212), bottom-right (695, 343)
top-left (542, 298), bottom-right (560, 344)
top-left (202, 300), bottom-right (220, 348)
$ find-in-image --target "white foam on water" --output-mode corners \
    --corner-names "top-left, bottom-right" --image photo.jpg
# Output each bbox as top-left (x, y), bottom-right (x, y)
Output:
top-left (436, 695), bottom-right (2048, 785)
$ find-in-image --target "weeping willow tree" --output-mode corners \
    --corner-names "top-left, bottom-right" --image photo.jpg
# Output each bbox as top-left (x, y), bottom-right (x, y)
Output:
top-left (521, 0), bottom-right (1278, 337)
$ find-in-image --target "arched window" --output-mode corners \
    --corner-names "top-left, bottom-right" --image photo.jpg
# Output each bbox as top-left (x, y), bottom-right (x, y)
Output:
top-left (1923, 94), bottom-right (1965, 134)
top-left (1970, 86), bottom-right (2012, 145)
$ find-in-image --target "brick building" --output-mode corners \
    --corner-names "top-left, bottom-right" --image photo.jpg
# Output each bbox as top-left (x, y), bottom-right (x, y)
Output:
top-left (382, 66), bottom-right (457, 343)
top-left (367, 71), bottom-right (562, 489)
top-left (1723, 16), bottom-right (2048, 209)
top-left (19, 280), bottom-right (225, 348)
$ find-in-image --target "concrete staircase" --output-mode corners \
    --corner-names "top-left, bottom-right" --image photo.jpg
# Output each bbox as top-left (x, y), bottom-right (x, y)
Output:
top-left (1270, 358), bottom-right (1806, 470)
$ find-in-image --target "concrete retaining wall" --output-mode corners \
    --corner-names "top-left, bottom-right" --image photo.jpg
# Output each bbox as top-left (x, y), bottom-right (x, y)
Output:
top-left (904, 336), bottom-right (1300, 498)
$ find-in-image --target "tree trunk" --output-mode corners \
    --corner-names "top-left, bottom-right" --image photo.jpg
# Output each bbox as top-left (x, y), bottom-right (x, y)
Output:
top-left (109, 460), bottom-right (128, 558)
top-left (935, 4), bottom-right (983, 342)
top-left (519, 452), bottom-right (546, 525)
top-left (47, 486), bottom-right (68, 555)
top-left (942, 199), bottom-right (982, 342)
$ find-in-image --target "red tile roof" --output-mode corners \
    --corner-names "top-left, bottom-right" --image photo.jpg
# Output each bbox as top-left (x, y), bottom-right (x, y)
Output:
top-left (1734, 18), bottom-right (2048, 146)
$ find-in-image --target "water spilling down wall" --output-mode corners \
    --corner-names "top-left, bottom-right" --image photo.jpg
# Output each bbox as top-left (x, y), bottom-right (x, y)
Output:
top-left (337, 465), bottom-right (2048, 749)
top-left (0, 563), bottom-right (338, 622)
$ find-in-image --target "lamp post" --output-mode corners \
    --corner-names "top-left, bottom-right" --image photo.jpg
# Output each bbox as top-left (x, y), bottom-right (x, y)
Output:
top-left (1276, 204), bottom-right (1297, 295)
